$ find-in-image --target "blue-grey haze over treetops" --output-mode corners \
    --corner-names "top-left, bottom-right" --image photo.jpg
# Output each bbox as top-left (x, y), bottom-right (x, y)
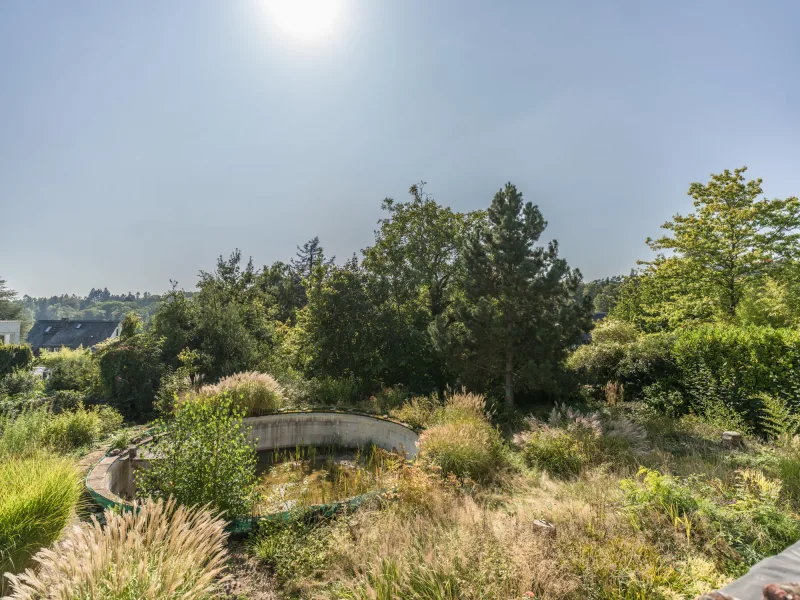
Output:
top-left (2, 0), bottom-right (799, 297)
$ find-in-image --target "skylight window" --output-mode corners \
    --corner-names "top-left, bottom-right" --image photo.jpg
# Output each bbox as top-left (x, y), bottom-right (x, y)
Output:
top-left (75, 323), bottom-right (82, 329)
top-left (45, 326), bottom-right (52, 333)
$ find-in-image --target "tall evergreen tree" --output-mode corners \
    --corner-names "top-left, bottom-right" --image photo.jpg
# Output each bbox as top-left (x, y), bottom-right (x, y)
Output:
top-left (0, 277), bottom-right (23, 321)
top-left (462, 183), bottom-right (590, 407)
top-left (291, 236), bottom-right (334, 281)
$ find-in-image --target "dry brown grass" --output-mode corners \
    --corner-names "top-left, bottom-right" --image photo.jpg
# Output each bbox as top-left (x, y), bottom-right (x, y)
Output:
top-left (4, 497), bottom-right (230, 600)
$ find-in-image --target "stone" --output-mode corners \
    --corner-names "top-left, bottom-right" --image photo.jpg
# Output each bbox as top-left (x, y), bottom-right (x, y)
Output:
top-left (694, 594), bottom-right (736, 600)
top-left (722, 431), bottom-right (743, 448)
top-left (763, 582), bottom-right (800, 600)
top-left (532, 519), bottom-right (556, 537)
top-left (108, 448), bottom-right (120, 456)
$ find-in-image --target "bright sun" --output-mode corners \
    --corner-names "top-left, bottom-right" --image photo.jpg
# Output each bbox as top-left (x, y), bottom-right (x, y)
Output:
top-left (265, 0), bottom-right (343, 41)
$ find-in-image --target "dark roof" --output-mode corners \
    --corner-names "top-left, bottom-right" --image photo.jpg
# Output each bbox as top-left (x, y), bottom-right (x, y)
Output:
top-left (27, 319), bottom-right (120, 352)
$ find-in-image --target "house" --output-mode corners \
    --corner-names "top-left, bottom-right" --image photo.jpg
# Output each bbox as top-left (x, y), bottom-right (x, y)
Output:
top-left (26, 319), bottom-right (121, 353)
top-left (0, 321), bottom-right (21, 345)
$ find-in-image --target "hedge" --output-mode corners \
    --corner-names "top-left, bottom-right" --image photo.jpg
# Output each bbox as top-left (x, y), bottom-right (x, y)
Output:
top-left (0, 344), bottom-right (33, 379)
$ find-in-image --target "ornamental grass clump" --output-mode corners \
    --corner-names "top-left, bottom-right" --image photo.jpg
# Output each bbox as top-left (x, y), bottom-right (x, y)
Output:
top-left (198, 371), bottom-right (286, 416)
top-left (417, 391), bottom-right (507, 482)
top-left (0, 456), bottom-right (81, 594)
top-left (3, 497), bottom-right (230, 600)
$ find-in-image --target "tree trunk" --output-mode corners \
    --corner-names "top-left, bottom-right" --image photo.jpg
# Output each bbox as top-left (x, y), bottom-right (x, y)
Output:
top-left (505, 316), bottom-right (514, 408)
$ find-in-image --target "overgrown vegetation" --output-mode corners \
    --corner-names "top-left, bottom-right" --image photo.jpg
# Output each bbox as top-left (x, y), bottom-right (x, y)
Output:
top-left (4, 498), bottom-right (229, 600)
top-left (136, 393), bottom-right (257, 517)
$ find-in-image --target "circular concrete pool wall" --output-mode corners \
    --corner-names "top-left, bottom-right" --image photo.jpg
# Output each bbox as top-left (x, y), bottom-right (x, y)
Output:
top-left (86, 410), bottom-right (419, 509)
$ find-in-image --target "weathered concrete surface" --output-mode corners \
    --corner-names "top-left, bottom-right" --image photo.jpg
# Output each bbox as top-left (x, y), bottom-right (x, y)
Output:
top-left (244, 411), bottom-right (419, 458)
top-left (86, 411), bottom-right (418, 507)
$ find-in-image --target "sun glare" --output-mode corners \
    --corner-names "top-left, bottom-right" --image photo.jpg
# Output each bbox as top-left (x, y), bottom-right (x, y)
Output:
top-left (265, 0), bottom-right (343, 41)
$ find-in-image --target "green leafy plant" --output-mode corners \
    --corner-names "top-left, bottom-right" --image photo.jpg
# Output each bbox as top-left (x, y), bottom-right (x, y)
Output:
top-left (0, 345), bottom-right (33, 379)
top-left (0, 369), bottom-right (40, 398)
top-left (0, 455), bottom-right (81, 594)
top-left (136, 392), bottom-right (257, 517)
top-left (42, 405), bottom-right (101, 450)
top-left (38, 347), bottom-right (99, 393)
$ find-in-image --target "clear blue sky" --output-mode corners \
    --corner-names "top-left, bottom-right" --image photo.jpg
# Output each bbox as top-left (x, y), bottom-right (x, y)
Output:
top-left (2, 1), bottom-right (800, 297)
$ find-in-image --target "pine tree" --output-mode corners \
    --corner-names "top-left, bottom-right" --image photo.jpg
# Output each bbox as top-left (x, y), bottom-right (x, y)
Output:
top-left (291, 236), bottom-right (334, 281)
top-left (462, 183), bottom-right (590, 407)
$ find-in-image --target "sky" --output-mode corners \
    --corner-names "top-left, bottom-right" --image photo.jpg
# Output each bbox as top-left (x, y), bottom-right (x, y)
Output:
top-left (2, 0), bottom-right (800, 298)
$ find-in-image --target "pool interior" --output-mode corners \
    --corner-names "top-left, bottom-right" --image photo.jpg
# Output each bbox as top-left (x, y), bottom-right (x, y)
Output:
top-left (253, 444), bottom-right (402, 514)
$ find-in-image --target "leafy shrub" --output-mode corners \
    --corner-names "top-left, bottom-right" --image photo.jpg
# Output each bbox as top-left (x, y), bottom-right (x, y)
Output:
top-left (50, 389), bottom-right (84, 412)
top-left (760, 393), bottom-right (800, 442)
top-left (0, 345), bottom-right (33, 379)
top-left (0, 369), bottom-right (40, 398)
top-left (39, 347), bottom-right (99, 393)
top-left (109, 431), bottom-right (133, 451)
top-left (418, 419), bottom-right (506, 482)
top-left (591, 318), bottom-right (639, 345)
top-left (198, 371), bottom-right (286, 416)
top-left (154, 368), bottom-right (194, 414)
top-left (42, 405), bottom-right (101, 450)
top-left (284, 375), bottom-right (360, 407)
top-left (0, 456), bottom-right (81, 594)
top-left (391, 395), bottom-right (437, 430)
top-left (622, 467), bottom-right (800, 572)
top-left (4, 498), bottom-right (229, 600)
top-left (518, 428), bottom-right (586, 477)
top-left (136, 393), bottom-right (257, 517)
top-left (0, 409), bottom-right (50, 457)
top-left (672, 324), bottom-right (800, 426)
top-left (96, 333), bottom-right (165, 419)
top-left (95, 405), bottom-right (124, 435)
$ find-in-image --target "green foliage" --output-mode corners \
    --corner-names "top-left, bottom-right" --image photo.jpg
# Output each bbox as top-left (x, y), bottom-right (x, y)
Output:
top-left (41, 405), bottom-right (101, 450)
top-left (0, 345), bottom-right (33, 379)
top-left (136, 393), bottom-right (257, 517)
top-left (520, 428), bottom-right (586, 477)
top-left (0, 409), bottom-right (50, 457)
top-left (622, 467), bottom-right (800, 573)
top-left (0, 368), bottom-right (40, 398)
top-left (119, 311), bottom-right (143, 339)
top-left (671, 324), bottom-right (800, 425)
top-left (250, 520), bottom-right (339, 584)
top-left (362, 183), bottom-right (483, 395)
top-left (0, 277), bottom-right (24, 322)
top-left (96, 333), bottom-right (164, 419)
top-left (460, 182), bottom-right (591, 407)
top-left (0, 456), bottom-right (81, 593)
top-left (391, 395), bottom-right (438, 430)
top-left (759, 393), bottom-right (800, 441)
top-left (39, 347), bottom-right (98, 393)
top-left (418, 397), bottom-right (507, 483)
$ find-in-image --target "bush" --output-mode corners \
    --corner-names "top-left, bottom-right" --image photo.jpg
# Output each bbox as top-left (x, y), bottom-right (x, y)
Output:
top-left (283, 375), bottom-right (360, 407)
top-left (0, 368), bottom-right (40, 398)
top-left (0, 344), bottom-right (33, 379)
top-left (250, 520), bottom-right (340, 583)
top-left (39, 347), bottom-right (99, 393)
top-left (198, 371), bottom-right (286, 416)
top-left (418, 418), bottom-right (506, 482)
top-left (95, 404), bottom-right (124, 435)
top-left (96, 333), bottom-right (165, 419)
top-left (0, 409), bottom-right (50, 457)
top-left (4, 498), bottom-right (229, 600)
top-left (390, 395), bottom-right (437, 430)
top-left (136, 393), bottom-right (257, 517)
top-left (672, 324), bottom-right (800, 425)
top-left (42, 405), bottom-right (101, 450)
top-left (0, 456), bottom-right (81, 594)
top-left (50, 389), bottom-right (84, 412)
top-left (518, 428), bottom-right (586, 477)
top-left (622, 467), bottom-right (800, 572)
